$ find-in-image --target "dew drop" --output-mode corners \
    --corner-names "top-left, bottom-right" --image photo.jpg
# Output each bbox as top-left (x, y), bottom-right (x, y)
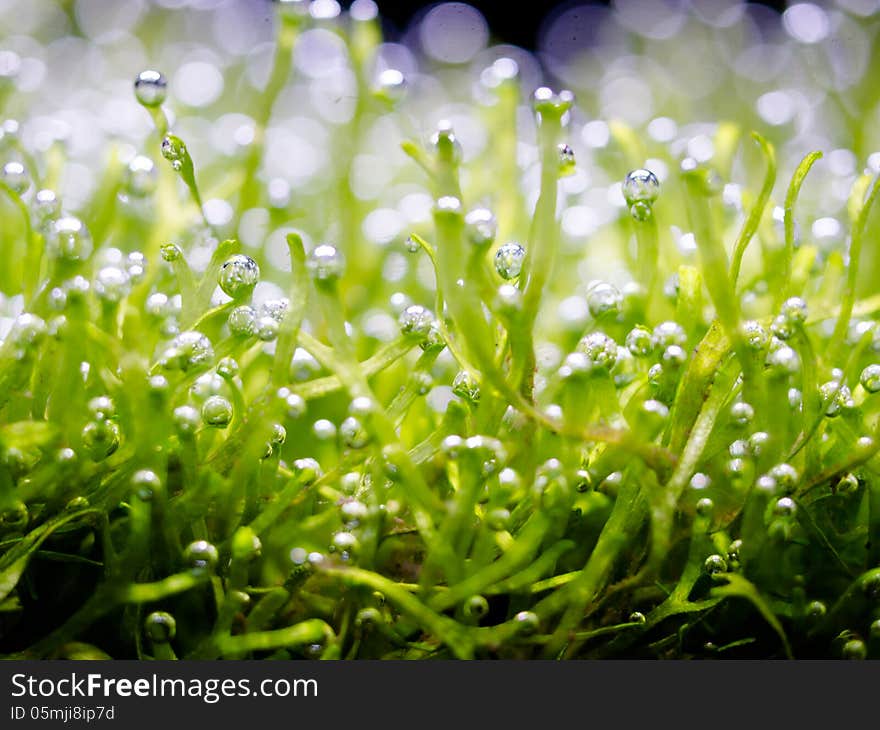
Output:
top-left (452, 370), bottom-right (480, 403)
top-left (124, 155), bottom-right (157, 198)
top-left (375, 68), bottom-right (407, 102)
top-left (201, 395), bottom-right (232, 427)
top-left (623, 169), bottom-right (660, 206)
top-left (81, 419), bottom-right (121, 461)
top-left (586, 281), bottom-right (622, 318)
top-left (144, 611), bottom-right (176, 643)
top-left (2, 160), bottom-right (28, 194)
top-left (557, 143), bottom-right (576, 176)
top-left (184, 539), bottom-right (219, 571)
top-left (339, 416), bottom-right (369, 449)
top-left (163, 331), bottom-right (214, 371)
top-left (860, 364), bottom-right (880, 393)
top-left (464, 207), bottom-right (497, 247)
top-left (576, 332), bottom-right (618, 370)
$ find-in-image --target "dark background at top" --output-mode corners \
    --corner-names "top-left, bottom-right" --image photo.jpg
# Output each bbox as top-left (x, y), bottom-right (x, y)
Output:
top-left (372, 0), bottom-right (791, 51)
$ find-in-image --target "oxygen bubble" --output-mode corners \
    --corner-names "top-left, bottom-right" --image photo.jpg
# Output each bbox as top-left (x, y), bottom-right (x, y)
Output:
top-left (726, 539), bottom-right (743, 565)
top-left (652, 321), bottom-right (687, 348)
top-left (375, 68), bottom-right (407, 102)
top-left (164, 331), bottom-right (214, 371)
top-left (398, 304), bottom-right (434, 341)
top-left (452, 370), bottom-right (481, 402)
top-left (313, 419), bottom-right (336, 441)
top-left (773, 496), bottom-right (797, 517)
top-left (218, 254), bottom-right (260, 299)
top-left (10, 313), bottom-right (47, 350)
top-left (494, 241), bottom-right (526, 280)
top-left (306, 244), bottom-right (345, 282)
top-left (290, 348), bottom-right (321, 381)
top-left (190, 372), bottom-right (225, 403)
top-left (770, 314), bottom-right (794, 340)
top-left (788, 387), bottom-right (803, 410)
top-left (160, 243), bottom-right (182, 262)
top-left (748, 431), bottom-right (771, 457)
top-left (282, 390), bottom-right (307, 419)
top-left (860, 364), bottom-right (880, 393)
top-left (0, 501), bottom-right (28, 530)
top-left (629, 611), bottom-right (647, 624)
top-left (94, 266), bottom-right (130, 304)
top-left (576, 332), bottom-right (618, 370)
top-left (331, 530), bottom-right (359, 556)
top-left (766, 345), bottom-right (800, 376)
top-left (820, 381), bottom-right (853, 416)
top-left (462, 595), bottom-right (489, 622)
top-left (696, 497), bottom-right (714, 517)
top-left (34, 189), bottom-right (60, 222)
top-left (842, 639), bottom-right (867, 660)
top-left (690, 472), bottom-right (711, 491)
top-left (557, 143), bottom-right (576, 176)
top-left (173, 405), bottom-right (201, 436)
top-left (738, 321), bottom-right (766, 350)
top-left (704, 554), bottom-right (727, 575)
top-left (124, 155), bottom-right (157, 198)
top-left (144, 612), bottom-right (176, 643)
top-left (339, 416), bottom-right (369, 449)
top-left (623, 169), bottom-right (660, 205)
top-left (134, 70), bottom-right (167, 107)
top-left (486, 507), bottom-right (510, 531)
top-left (731, 401), bottom-right (754, 426)
top-left (769, 463), bottom-right (799, 492)
top-left (254, 316), bottom-right (278, 341)
top-left (531, 87), bottom-right (574, 116)
top-left (629, 201), bottom-right (652, 222)
top-left (132, 469), bottom-right (161, 501)
top-left (464, 207), bottom-right (497, 247)
top-left (160, 135), bottom-right (187, 170)
top-left (430, 121), bottom-right (462, 164)
top-left (781, 296), bottom-right (807, 324)
top-left (202, 395), bottom-right (232, 427)
top-left (586, 281), bottom-right (622, 318)
top-left (228, 305), bottom-right (257, 336)
top-left (514, 610), bottom-right (540, 635)
top-left (81, 419), bottom-right (120, 461)
top-left (292, 457), bottom-right (323, 485)
top-left (625, 326), bottom-right (654, 357)
top-left (184, 539), bottom-right (219, 571)
top-left (2, 160), bottom-right (28, 194)
top-left (88, 396), bottom-right (116, 421)
top-left (725, 458), bottom-right (747, 478)
top-left (217, 357), bottom-right (239, 380)
top-left (48, 216), bottom-right (92, 262)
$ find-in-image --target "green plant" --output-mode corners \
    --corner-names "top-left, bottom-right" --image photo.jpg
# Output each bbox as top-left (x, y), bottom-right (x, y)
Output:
top-left (1, 0), bottom-right (880, 659)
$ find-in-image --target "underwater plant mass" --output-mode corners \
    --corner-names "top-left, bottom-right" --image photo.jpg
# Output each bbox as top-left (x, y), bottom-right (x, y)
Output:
top-left (1, 0), bottom-right (880, 660)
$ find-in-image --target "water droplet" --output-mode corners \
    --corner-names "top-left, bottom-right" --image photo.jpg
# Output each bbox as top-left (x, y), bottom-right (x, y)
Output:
top-left (81, 419), bottom-right (120, 461)
top-left (629, 201), bottom-right (652, 222)
top-left (2, 160), bottom-right (28, 194)
top-left (696, 497), bottom-right (714, 517)
top-left (773, 496), bottom-right (797, 517)
top-left (144, 611), bottom-right (176, 643)
top-left (494, 241), bottom-right (525, 280)
top-left (88, 396), bottom-right (116, 421)
top-left (494, 283), bottom-right (522, 316)
top-left (184, 539), bottom-right (219, 571)
top-left (124, 155), bottom-right (157, 198)
top-left (860, 364), bottom-right (880, 393)
top-left (134, 69), bottom-right (167, 107)
top-left (462, 595), bottom-right (489, 621)
top-left (47, 216), bottom-right (92, 262)
top-left (557, 143), bottom-right (576, 176)
top-left (404, 235), bottom-right (419, 253)
top-left (770, 314), bottom-right (794, 340)
top-left (652, 321), bottom-right (686, 348)
top-left (217, 357), bottom-right (239, 380)
top-left (313, 419), bottom-right (336, 441)
top-left (748, 431), bottom-right (770, 457)
top-left (306, 244), bottom-right (345, 282)
top-left (842, 638), bottom-right (867, 660)
top-left (202, 395), bottom-right (232, 427)
top-left (730, 401), bottom-right (754, 427)
top-left (623, 169), bottom-right (660, 206)
top-left (464, 207), bottom-right (497, 247)
top-left (586, 281), bottom-right (622, 318)
top-left (452, 370), bottom-right (480, 402)
top-left (218, 254), bottom-right (260, 299)
top-left (162, 331), bottom-right (214, 371)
